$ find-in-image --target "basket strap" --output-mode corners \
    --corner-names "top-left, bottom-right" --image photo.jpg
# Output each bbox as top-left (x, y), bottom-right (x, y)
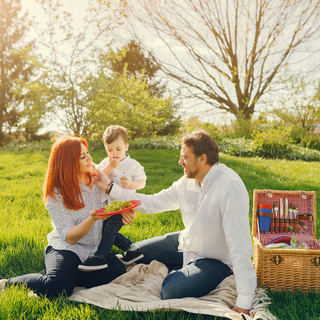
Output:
top-left (266, 190), bottom-right (274, 198)
top-left (299, 191), bottom-right (307, 199)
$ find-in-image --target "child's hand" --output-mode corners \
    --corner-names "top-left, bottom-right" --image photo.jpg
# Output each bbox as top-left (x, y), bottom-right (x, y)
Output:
top-left (120, 177), bottom-right (131, 189)
top-left (109, 157), bottom-right (120, 168)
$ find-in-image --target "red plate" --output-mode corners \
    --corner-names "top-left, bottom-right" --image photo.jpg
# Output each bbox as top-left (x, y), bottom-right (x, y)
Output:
top-left (96, 200), bottom-right (141, 216)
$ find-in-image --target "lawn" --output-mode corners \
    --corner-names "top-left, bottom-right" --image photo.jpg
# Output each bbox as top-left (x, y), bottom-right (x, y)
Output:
top-left (0, 147), bottom-right (319, 319)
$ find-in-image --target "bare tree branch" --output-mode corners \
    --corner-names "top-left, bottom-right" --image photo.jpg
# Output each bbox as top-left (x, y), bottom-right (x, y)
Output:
top-left (124, 0), bottom-right (320, 120)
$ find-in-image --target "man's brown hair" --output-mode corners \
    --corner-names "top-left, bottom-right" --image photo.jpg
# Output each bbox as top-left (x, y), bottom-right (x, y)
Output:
top-left (182, 129), bottom-right (219, 165)
top-left (102, 125), bottom-right (128, 145)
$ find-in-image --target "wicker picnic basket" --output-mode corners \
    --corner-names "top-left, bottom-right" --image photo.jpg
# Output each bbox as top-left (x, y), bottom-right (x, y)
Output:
top-left (252, 189), bottom-right (320, 291)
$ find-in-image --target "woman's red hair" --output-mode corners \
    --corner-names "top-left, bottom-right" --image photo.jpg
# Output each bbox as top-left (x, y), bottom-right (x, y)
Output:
top-left (43, 136), bottom-right (90, 210)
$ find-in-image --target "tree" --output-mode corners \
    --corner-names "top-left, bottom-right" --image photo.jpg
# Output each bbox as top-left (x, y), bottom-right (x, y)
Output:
top-left (273, 76), bottom-right (320, 131)
top-left (87, 64), bottom-right (181, 139)
top-left (107, 40), bottom-right (164, 96)
top-left (36, 0), bottom-right (126, 136)
top-left (124, 0), bottom-right (320, 121)
top-left (0, 0), bottom-right (34, 144)
top-left (13, 68), bottom-right (53, 141)
top-left (180, 116), bottom-right (221, 141)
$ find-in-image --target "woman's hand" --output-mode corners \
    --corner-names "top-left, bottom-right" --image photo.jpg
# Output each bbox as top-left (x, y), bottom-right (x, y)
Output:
top-left (90, 209), bottom-right (110, 221)
top-left (121, 210), bottom-right (136, 225)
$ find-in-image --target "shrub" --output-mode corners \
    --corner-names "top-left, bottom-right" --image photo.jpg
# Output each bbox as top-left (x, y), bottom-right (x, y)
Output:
top-left (290, 127), bottom-right (320, 150)
top-left (0, 140), bottom-right (51, 152)
top-left (286, 145), bottom-right (320, 161)
top-left (88, 137), bottom-right (105, 151)
top-left (300, 133), bottom-right (320, 151)
top-left (180, 116), bottom-right (223, 143)
top-left (219, 138), bottom-right (255, 157)
top-left (252, 127), bottom-right (293, 159)
top-left (130, 136), bottom-right (181, 150)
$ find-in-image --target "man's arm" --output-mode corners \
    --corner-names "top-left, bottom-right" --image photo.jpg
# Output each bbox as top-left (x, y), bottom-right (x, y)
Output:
top-left (110, 179), bottom-right (181, 214)
top-left (121, 177), bottom-right (146, 190)
top-left (221, 180), bottom-right (257, 311)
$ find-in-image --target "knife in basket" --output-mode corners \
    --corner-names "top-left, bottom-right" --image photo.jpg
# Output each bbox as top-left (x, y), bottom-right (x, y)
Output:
top-left (280, 198), bottom-right (284, 233)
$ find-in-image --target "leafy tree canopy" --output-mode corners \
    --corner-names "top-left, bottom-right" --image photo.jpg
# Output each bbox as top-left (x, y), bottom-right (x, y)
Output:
top-left (0, 0), bottom-right (35, 144)
top-left (107, 40), bottom-right (165, 96)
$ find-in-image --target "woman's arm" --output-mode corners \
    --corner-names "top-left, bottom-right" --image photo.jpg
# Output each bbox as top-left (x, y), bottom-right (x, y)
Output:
top-left (94, 168), bottom-right (112, 191)
top-left (95, 169), bottom-right (180, 214)
top-left (47, 194), bottom-right (109, 246)
top-left (65, 209), bottom-right (109, 245)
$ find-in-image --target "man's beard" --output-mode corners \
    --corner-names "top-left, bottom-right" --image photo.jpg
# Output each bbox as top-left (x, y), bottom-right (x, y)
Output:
top-left (185, 167), bottom-right (199, 179)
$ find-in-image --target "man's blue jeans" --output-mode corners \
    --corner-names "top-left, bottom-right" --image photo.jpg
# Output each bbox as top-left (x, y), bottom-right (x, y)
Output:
top-left (136, 231), bottom-right (233, 299)
top-left (6, 246), bottom-right (125, 297)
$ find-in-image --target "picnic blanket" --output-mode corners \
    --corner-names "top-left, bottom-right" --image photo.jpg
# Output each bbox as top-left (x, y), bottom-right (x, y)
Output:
top-left (69, 261), bottom-right (275, 320)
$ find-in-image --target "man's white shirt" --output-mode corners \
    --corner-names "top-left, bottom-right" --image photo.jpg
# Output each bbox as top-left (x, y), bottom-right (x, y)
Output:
top-left (110, 163), bottom-right (257, 310)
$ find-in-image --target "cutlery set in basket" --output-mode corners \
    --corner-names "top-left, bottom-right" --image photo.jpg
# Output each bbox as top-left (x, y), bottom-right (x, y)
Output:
top-left (252, 189), bottom-right (320, 291)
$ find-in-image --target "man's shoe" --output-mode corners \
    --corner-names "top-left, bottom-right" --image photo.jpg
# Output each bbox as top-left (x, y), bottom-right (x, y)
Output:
top-left (78, 256), bottom-right (108, 272)
top-left (120, 248), bottom-right (144, 265)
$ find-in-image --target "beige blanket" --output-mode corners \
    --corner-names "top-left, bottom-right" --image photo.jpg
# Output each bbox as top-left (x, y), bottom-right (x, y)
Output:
top-left (69, 261), bottom-right (275, 320)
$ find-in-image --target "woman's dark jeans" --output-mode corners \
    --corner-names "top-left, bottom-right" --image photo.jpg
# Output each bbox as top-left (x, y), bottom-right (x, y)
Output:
top-left (6, 246), bottom-right (125, 297)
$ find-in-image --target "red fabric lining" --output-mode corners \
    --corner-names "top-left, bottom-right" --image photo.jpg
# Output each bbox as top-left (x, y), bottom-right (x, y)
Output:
top-left (255, 191), bottom-right (319, 249)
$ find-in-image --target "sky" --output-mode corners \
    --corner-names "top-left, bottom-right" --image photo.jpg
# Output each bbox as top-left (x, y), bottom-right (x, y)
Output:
top-left (19, 0), bottom-right (320, 131)
top-left (19, 0), bottom-right (233, 126)
top-left (21, 0), bottom-right (88, 22)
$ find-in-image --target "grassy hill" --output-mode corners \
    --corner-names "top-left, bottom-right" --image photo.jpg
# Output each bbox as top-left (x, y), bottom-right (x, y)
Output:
top-left (0, 148), bottom-right (319, 319)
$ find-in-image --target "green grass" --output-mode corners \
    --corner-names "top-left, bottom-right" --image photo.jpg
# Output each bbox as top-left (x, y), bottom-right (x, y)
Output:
top-left (0, 148), bottom-right (320, 319)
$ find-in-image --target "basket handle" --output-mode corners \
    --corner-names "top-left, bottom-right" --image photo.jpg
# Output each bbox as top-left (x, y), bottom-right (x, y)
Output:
top-left (266, 190), bottom-right (273, 198)
top-left (299, 191), bottom-right (307, 200)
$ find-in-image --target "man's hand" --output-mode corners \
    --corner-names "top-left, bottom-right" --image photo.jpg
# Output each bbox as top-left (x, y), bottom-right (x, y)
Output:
top-left (121, 210), bottom-right (136, 225)
top-left (232, 306), bottom-right (250, 315)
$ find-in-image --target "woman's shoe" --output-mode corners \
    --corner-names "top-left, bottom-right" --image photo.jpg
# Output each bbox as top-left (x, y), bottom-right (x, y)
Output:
top-left (78, 256), bottom-right (108, 272)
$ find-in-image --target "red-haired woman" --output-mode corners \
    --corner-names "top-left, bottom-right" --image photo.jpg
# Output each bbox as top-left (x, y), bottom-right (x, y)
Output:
top-left (0, 136), bottom-right (134, 296)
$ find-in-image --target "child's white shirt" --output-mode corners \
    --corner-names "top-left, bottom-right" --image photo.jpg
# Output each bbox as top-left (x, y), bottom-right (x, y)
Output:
top-left (97, 154), bottom-right (146, 203)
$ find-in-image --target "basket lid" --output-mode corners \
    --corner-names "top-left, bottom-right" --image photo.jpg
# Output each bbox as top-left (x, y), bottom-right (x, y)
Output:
top-left (252, 190), bottom-right (317, 242)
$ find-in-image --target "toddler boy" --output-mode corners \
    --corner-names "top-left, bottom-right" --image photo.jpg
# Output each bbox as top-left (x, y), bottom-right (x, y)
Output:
top-left (78, 125), bottom-right (146, 271)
